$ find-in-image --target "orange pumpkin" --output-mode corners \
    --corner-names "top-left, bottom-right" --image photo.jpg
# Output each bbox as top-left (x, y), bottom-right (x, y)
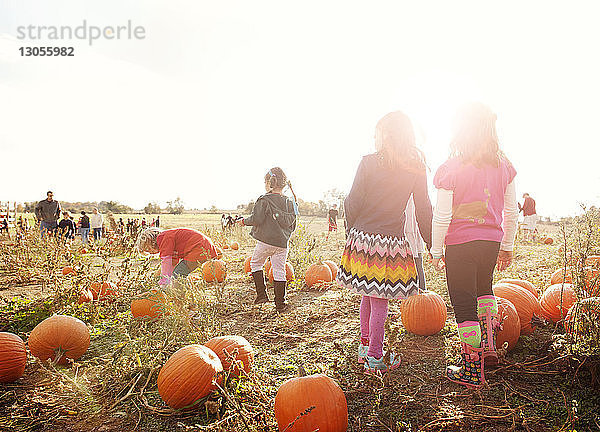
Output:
top-left (0, 332), bottom-right (27, 383)
top-left (544, 237), bottom-right (554, 245)
top-left (496, 298), bottom-right (520, 352)
top-left (264, 258), bottom-right (272, 276)
top-left (230, 241), bottom-right (240, 250)
top-left (493, 283), bottom-right (540, 335)
top-left (62, 266), bottom-right (75, 276)
top-left (77, 289), bottom-right (93, 304)
top-left (539, 284), bottom-right (577, 323)
top-left (202, 259), bottom-right (227, 283)
top-left (204, 335), bottom-right (253, 376)
top-left (400, 291), bottom-right (447, 336)
top-left (244, 256), bottom-right (252, 274)
top-left (323, 260), bottom-right (339, 279)
top-left (157, 345), bottom-right (223, 410)
top-left (498, 278), bottom-right (538, 298)
top-left (222, 243), bottom-right (229, 249)
top-left (268, 262), bottom-right (295, 282)
top-left (274, 372), bottom-right (348, 432)
top-left (89, 281), bottom-right (119, 300)
top-left (305, 262), bottom-right (333, 288)
top-left (564, 297), bottom-right (600, 337)
top-left (550, 268), bottom-right (573, 285)
top-left (28, 315), bottom-right (90, 365)
top-left (585, 255), bottom-right (600, 268)
top-left (585, 267), bottom-right (600, 295)
top-left (131, 289), bottom-right (168, 321)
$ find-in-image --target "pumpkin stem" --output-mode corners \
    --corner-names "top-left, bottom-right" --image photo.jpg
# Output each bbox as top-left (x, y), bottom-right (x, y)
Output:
top-left (53, 347), bottom-right (66, 365)
top-left (297, 365), bottom-right (307, 377)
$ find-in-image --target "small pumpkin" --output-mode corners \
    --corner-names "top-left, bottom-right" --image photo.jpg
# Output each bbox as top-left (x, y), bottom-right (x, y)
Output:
top-left (264, 258), bottom-right (272, 276)
top-left (584, 255), bottom-right (600, 268)
top-left (78, 289), bottom-right (94, 304)
top-left (305, 261), bottom-right (333, 288)
top-left (222, 243), bottom-right (229, 250)
top-left (204, 335), bottom-right (253, 376)
top-left (28, 315), bottom-right (90, 365)
top-left (400, 290), bottom-right (447, 336)
top-left (89, 281), bottom-right (119, 300)
top-left (550, 268), bottom-right (573, 285)
top-left (62, 266), bottom-right (76, 276)
top-left (230, 241), bottom-right (240, 250)
top-left (323, 260), bottom-right (339, 279)
top-left (0, 332), bottom-right (27, 383)
top-left (493, 283), bottom-right (540, 335)
top-left (131, 289), bottom-right (168, 321)
top-left (244, 256), bottom-right (252, 274)
top-left (498, 278), bottom-right (538, 298)
top-left (274, 369), bottom-right (348, 432)
top-left (157, 345), bottom-right (223, 410)
top-left (539, 284), bottom-right (577, 323)
top-left (544, 237), bottom-right (554, 245)
top-left (496, 298), bottom-right (521, 352)
top-left (202, 259), bottom-right (227, 283)
top-left (564, 297), bottom-right (600, 337)
top-left (268, 262), bottom-right (295, 282)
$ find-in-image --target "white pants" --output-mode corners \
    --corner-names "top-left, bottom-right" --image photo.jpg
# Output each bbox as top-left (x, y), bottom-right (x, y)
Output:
top-left (522, 214), bottom-right (538, 230)
top-left (250, 241), bottom-right (288, 281)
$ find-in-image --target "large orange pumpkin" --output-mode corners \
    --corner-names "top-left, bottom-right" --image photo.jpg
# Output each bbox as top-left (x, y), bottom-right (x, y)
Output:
top-left (78, 289), bottom-right (93, 304)
top-left (323, 260), bottom-right (339, 279)
top-left (498, 278), bottom-right (538, 298)
top-left (400, 291), bottom-right (447, 336)
top-left (28, 315), bottom-right (90, 365)
top-left (274, 372), bottom-right (348, 432)
top-left (550, 268), bottom-right (573, 285)
top-left (131, 289), bottom-right (168, 321)
top-left (496, 298), bottom-right (520, 352)
top-left (0, 332), bottom-right (27, 383)
top-left (157, 345), bottom-right (223, 410)
top-left (268, 262), bottom-right (295, 282)
top-left (204, 335), bottom-right (253, 376)
top-left (202, 260), bottom-right (227, 283)
top-left (564, 297), bottom-right (600, 337)
top-left (493, 283), bottom-right (540, 335)
top-left (539, 284), bottom-right (577, 323)
top-left (305, 262), bottom-right (333, 288)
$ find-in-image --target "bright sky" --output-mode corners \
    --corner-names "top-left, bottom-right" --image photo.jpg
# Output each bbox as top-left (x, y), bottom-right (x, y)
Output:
top-left (1, 0), bottom-right (599, 219)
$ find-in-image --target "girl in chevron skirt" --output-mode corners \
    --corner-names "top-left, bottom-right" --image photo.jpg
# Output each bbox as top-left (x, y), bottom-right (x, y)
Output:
top-left (337, 111), bottom-right (433, 375)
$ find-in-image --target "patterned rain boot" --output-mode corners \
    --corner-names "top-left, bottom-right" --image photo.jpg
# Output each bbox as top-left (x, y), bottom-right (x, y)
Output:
top-left (364, 351), bottom-right (401, 376)
top-left (251, 270), bottom-right (269, 304)
top-left (447, 321), bottom-right (485, 388)
top-left (478, 295), bottom-right (500, 367)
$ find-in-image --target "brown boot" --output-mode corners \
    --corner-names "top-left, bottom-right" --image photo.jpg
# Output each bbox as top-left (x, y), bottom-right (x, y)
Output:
top-left (274, 281), bottom-right (289, 312)
top-left (251, 271), bottom-right (269, 304)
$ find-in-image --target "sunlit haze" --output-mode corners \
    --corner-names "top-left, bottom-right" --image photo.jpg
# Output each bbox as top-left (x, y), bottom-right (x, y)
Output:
top-left (2, 0), bottom-right (599, 219)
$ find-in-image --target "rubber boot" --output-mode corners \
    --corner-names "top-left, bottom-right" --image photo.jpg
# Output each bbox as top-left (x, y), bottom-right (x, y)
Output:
top-left (446, 342), bottom-right (485, 389)
top-left (478, 296), bottom-right (500, 367)
top-left (251, 270), bottom-right (269, 304)
top-left (273, 281), bottom-right (289, 312)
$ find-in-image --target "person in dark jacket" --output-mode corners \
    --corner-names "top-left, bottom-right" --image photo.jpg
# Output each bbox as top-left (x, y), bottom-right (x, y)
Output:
top-left (79, 211), bottom-right (91, 245)
top-left (35, 191), bottom-right (61, 238)
top-left (337, 111), bottom-right (433, 375)
top-left (58, 211), bottom-right (76, 241)
top-left (238, 167), bottom-right (298, 312)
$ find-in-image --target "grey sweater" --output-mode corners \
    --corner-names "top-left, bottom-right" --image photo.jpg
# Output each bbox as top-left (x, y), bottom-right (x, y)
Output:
top-left (35, 199), bottom-right (61, 223)
top-left (243, 193), bottom-right (297, 249)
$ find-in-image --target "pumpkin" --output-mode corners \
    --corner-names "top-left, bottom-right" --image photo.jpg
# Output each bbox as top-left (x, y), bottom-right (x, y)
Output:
top-left (157, 345), bottom-right (223, 410)
top-left (564, 297), bottom-right (600, 337)
top-left (274, 370), bottom-right (348, 432)
top-left (131, 289), bottom-right (167, 321)
top-left (0, 332), bottom-right (27, 383)
top-left (400, 290), bottom-right (447, 336)
top-left (244, 256), bottom-right (252, 274)
top-left (544, 237), bottom-right (554, 245)
top-left (550, 268), bottom-right (573, 285)
top-left (28, 315), bottom-right (90, 365)
top-left (539, 284), bottom-right (577, 323)
top-left (498, 278), bottom-right (538, 298)
top-left (268, 262), bottom-right (295, 282)
top-left (89, 281), bottom-right (119, 300)
top-left (585, 267), bottom-right (600, 295)
top-left (78, 289), bottom-right (94, 304)
top-left (202, 260), bottom-right (227, 283)
top-left (230, 241), bottom-right (240, 250)
top-left (493, 283), bottom-right (540, 335)
top-left (204, 335), bottom-right (253, 376)
top-left (305, 262), bottom-right (333, 288)
top-left (222, 243), bottom-right (229, 250)
top-left (323, 260), bottom-right (339, 279)
top-left (585, 255), bottom-right (600, 268)
top-left (264, 258), bottom-right (272, 276)
top-left (62, 266), bottom-right (75, 276)
top-left (496, 298), bottom-right (520, 352)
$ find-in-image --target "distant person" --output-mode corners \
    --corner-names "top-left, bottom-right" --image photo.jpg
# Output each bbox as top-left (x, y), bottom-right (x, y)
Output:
top-left (326, 204), bottom-right (338, 240)
top-left (58, 211), bottom-right (76, 241)
top-left (338, 111), bottom-right (432, 375)
top-left (155, 215), bottom-right (160, 228)
top-left (118, 218), bottom-right (125, 234)
top-left (0, 218), bottom-right (9, 238)
top-left (79, 211), bottom-right (90, 244)
top-left (35, 191), bottom-right (61, 238)
top-left (519, 193), bottom-right (537, 242)
top-left (404, 196), bottom-right (426, 291)
top-left (90, 208), bottom-right (103, 241)
top-left (431, 102), bottom-right (518, 389)
top-left (237, 167), bottom-right (298, 312)
top-left (141, 218), bottom-right (147, 229)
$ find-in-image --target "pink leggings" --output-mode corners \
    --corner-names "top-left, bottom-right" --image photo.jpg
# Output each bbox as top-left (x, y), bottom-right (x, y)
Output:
top-left (360, 295), bottom-right (389, 358)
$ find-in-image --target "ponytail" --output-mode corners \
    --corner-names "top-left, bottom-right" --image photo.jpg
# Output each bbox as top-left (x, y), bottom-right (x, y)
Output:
top-left (287, 180), bottom-right (299, 215)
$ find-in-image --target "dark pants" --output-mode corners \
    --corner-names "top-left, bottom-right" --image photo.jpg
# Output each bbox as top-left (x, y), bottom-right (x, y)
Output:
top-left (445, 240), bottom-right (500, 323)
top-left (93, 228), bottom-right (102, 240)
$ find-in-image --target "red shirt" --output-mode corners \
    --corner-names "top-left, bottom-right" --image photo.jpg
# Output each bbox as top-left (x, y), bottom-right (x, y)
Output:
top-left (157, 229), bottom-right (218, 263)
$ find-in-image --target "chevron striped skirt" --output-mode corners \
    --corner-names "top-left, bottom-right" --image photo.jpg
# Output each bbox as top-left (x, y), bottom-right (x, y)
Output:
top-left (336, 228), bottom-right (419, 300)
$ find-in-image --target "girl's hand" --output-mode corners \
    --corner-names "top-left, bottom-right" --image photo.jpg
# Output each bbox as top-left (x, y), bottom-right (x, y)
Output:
top-left (431, 256), bottom-right (445, 272)
top-left (497, 250), bottom-right (513, 271)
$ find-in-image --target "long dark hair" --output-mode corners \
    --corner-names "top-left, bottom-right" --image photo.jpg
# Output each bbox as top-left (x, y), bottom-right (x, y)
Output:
top-left (375, 111), bottom-right (427, 172)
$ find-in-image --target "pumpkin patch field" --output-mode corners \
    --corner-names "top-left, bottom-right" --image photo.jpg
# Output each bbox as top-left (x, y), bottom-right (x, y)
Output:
top-left (0, 214), bottom-right (599, 431)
